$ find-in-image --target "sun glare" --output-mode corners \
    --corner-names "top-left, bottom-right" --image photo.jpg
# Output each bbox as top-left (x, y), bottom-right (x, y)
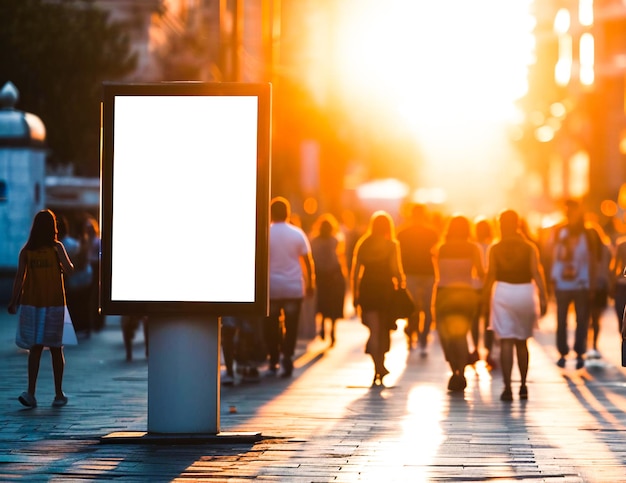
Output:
top-left (332, 0), bottom-right (536, 215)
top-left (334, 0), bottom-right (534, 124)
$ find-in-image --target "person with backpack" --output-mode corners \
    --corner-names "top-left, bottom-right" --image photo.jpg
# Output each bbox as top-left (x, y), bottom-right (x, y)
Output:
top-left (550, 199), bottom-right (598, 370)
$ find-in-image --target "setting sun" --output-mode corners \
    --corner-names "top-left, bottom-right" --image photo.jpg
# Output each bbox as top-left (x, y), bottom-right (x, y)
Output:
top-left (331, 0), bottom-right (536, 215)
top-left (334, 0), bottom-right (534, 124)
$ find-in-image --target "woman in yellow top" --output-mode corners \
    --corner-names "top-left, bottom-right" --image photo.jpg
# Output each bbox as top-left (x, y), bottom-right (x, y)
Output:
top-left (433, 215), bottom-right (485, 392)
top-left (8, 209), bottom-right (74, 409)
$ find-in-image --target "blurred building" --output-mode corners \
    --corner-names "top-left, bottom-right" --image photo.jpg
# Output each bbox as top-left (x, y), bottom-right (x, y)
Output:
top-left (523, 0), bottom-right (626, 216)
top-left (76, 1), bottom-right (351, 224)
top-left (94, 0), bottom-right (276, 83)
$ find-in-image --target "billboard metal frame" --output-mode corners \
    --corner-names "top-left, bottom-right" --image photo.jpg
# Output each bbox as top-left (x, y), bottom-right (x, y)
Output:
top-left (100, 82), bottom-right (271, 316)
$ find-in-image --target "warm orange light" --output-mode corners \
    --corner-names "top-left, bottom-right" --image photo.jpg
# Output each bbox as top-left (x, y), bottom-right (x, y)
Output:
top-left (600, 199), bottom-right (618, 218)
top-left (619, 128), bottom-right (626, 154)
top-left (618, 184), bottom-right (626, 209)
top-left (554, 8), bottom-right (571, 34)
top-left (356, 179), bottom-right (409, 201)
top-left (550, 102), bottom-right (567, 119)
top-left (535, 125), bottom-right (555, 143)
top-left (579, 0), bottom-right (594, 27)
top-left (330, 0), bottom-right (535, 216)
top-left (580, 33), bottom-right (595, 86)
top-left (334, 1), bottom-right (534, 126)
top-left (303, 197), bottom-right (318, 215)
top-left (569, 151), bottom-right (590, 199)
top-left (555, 35), bottom-right (573, 86)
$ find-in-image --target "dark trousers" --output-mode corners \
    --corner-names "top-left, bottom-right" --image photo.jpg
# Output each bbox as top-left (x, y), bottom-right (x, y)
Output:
top-left (471, 289), bottom-right (494, 354)
top-left (614, 284), bottom-right (626, 332)
top-left (264, 298), bottom-right (303, 370)
top-left (555, 289), bottom-right (590, 357)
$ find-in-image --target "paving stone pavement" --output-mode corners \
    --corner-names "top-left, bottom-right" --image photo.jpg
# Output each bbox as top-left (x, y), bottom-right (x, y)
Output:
top-left (1, 303), bottom-right (626, 482)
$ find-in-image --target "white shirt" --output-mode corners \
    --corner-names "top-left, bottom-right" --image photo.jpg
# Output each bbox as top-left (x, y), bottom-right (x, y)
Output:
top-left (269, 222), bottom-right (311, 299)
top-left (551, 228), bottom-right (591, 290)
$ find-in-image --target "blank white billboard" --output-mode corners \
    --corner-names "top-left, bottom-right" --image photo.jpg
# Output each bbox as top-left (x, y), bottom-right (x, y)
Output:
top-left (100, 83), bottom-right (271, 316)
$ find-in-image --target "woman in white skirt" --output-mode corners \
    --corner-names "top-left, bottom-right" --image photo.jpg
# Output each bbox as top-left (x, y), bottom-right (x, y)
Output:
top-left (483, 210), bottom-right (548, 401)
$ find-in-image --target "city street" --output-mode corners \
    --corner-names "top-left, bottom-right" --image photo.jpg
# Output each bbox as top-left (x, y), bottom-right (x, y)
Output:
top-left (1, 303), bottom-right (626, 481)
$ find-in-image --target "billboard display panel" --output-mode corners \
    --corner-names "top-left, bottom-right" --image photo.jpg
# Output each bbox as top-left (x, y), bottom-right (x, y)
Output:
top-left (100, 82), bottom-right (271, 315)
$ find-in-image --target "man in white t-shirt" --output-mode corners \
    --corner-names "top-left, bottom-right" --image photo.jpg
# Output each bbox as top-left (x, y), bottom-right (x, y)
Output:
top-left (264, 197), bottom-right (315, 377)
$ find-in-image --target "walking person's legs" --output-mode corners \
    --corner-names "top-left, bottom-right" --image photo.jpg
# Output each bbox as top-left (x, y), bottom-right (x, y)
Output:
top-left (264, 301), bottom-right (283, 374)
top-left (330, 318), bottom-right (337, 346)
top-left (468, 291), bottom-right (483, 364)
top-left (515, 339), bottom-right (529, 399)
top-left (417, 275), bottom-right (435, 354)
top-left (614, 284), bottom-right (626, 332)
top-left (555, 290), bottom-right (572, 366)
top-left (362, 310), bottom-right (389, 385)
top-left (19, 345), bottom-right (44, 408)
top-left (27, 345), bottom-right (43, 396)
top-left (499, 338), bottom-right (514, 400)
top-left (50, 346), bottom-right (67, 405)
top-left (280, 298), bottom-right (303, 377)
top-left (447, 330), bottom-right (469, 391)
top-left (404, 275), bottom-right (419, 349)
top-left (573, 289), bottom-right (591, 368)
top-left (220, 317), bottom-right (237, 384)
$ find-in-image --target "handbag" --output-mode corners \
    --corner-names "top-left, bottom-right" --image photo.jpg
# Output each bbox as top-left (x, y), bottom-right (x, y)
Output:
top-left (388, 288), bottom-right (416, 320)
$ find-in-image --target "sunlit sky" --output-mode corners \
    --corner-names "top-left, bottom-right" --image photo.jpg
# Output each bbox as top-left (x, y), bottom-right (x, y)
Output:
top-left (332, 0), bottom-right (535, 216)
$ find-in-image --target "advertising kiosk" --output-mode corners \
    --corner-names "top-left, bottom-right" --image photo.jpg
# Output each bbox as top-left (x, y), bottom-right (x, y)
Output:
top-left (99, 82), bottom-right (271, 442)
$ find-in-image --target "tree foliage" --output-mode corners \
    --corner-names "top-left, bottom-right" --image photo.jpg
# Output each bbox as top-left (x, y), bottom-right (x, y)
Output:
top-left (0, 0), bottom-right (137, 175)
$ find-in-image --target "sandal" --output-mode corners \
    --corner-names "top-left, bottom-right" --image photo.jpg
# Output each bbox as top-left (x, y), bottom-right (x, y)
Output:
top-left (52, 394), bottom-right (68, 407)
top-left (18, 392), bottom-right (37, 408)
top-left (500, 388), bottom-right (513, 401)
top-left (519, 385), bottom-right (528, 400)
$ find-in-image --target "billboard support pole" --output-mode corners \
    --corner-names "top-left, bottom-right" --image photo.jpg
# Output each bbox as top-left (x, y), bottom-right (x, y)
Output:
top-left (148, 315), bottom-right (220, 433)
top-left (101, 315), bottom-right (262, 444)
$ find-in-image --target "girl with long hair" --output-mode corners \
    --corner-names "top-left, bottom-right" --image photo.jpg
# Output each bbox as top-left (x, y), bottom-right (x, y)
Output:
top-left (8, 209), bottom-right (74, 408)
top-left (433, 215), bottom-right (485, 392)
top-left (351, 211), bottom-right (405, 386)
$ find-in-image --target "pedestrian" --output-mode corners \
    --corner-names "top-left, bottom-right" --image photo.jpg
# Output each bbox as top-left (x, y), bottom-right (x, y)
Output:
top-left (7, 209), bottom-right (74, 409)
top-left (396, 203), bottom-right (439, 355)
top-left (586, 222), bottom-right (612, 359)
top-left (351, 210), bottom-right (406, 386)
top-left (550, 199), bottom-right (598, 369)
top-left (482, 209), bottom-right (548, 401)
top-left (610, 235), bottom-right (626, 333)
top-left (469, 216), bottom-right (495, 367)
top-left (310, 213), bottom-right (347, 346)
top-left (83, 215), bottom-right (103, 332)
top-left (433, 214), bottom-right (485, 392)
top-left (264, 197), bottom-right (315, 378)
top-left (221, 316), bottom-right (263, 384)
top-left (121, 315), bottom-right (148, 362)
top-left (62, 215), bottom-right (94, 338)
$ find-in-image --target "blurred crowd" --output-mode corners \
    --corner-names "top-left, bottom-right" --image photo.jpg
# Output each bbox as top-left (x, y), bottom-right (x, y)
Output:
top-left (41, 197), bottom-right (626, 399)
top-left (217, 197), bottom-right (625, 401)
